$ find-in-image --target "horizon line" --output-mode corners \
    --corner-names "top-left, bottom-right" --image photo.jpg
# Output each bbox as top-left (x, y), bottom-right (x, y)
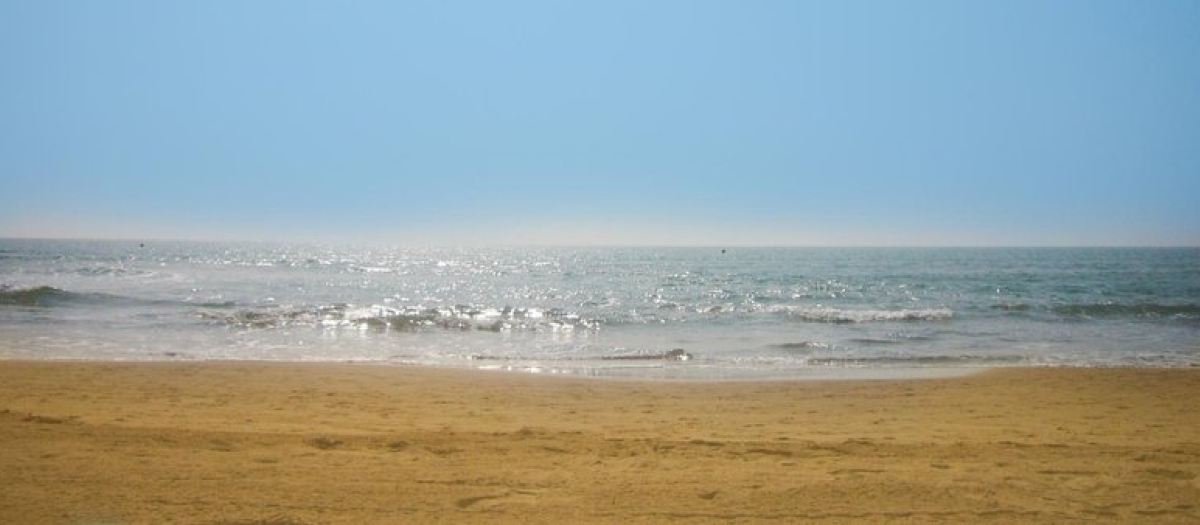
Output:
top-left (1, 235), bottom-right (1197, 250)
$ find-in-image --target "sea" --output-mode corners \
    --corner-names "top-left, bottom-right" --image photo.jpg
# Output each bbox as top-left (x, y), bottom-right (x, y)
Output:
top-left (2, 239), bottom-right (1198, 380)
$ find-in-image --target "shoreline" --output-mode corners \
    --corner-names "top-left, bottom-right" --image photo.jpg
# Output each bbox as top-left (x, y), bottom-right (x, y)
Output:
top-left (1, 356), bottom-right (996, 383)
top-left (2, 361), bottom-right (1199, 522)
top-left (8, 355), bottom-right (1200, 383)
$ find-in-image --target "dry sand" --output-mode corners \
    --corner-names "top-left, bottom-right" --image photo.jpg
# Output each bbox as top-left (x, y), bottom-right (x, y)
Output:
top-left (1, 361), bottom-right (1199, 523)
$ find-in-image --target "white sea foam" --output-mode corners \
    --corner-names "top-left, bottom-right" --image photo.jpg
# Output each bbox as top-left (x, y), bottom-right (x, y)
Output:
top-left (778, 306), bottom-right (954, 323)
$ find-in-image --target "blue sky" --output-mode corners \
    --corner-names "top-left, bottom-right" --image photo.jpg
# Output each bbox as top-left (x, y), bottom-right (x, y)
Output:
top-left (2, 0), bottom-right (1198, 246)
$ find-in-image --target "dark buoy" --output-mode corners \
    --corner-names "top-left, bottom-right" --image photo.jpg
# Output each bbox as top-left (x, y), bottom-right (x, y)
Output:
top-left (665, 348), bottom-right (692, 361)
top-left (721, 249), bottom-right (726, 254)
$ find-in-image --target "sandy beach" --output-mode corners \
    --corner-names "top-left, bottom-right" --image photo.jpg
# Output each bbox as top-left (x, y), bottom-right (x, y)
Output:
top-left (1, 362), bottom-right (1198, 523)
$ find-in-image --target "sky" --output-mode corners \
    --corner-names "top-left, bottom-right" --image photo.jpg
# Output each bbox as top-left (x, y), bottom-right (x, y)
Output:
top-left (1, 0), bottom-right (1198, 246)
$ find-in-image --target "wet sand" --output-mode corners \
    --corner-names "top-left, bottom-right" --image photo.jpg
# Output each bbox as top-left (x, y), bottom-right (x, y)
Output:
top-left (1, 361), bottom-right (1198, 523)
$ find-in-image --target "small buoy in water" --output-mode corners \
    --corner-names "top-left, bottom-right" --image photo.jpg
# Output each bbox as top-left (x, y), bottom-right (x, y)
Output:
top-left (721, 249), bottom-right (726, 254)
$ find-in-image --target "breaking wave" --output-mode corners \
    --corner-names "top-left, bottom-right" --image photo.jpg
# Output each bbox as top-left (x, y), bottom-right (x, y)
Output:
top-left (0, 285), bottom-right (233, 309)
top-left (770, 341), bottom-right (832, 350)
top-left (199, 303), bottom-right (603, 333)
top-left (74, 266), bottom-right (156, 278)
top-left (466, 348), bottom-right (694, 362)
top-left (1051, 303), bottom-right (1200, 319)
top-left (803, 354), bottom-right (1030, 367)
top-left (780, 306), bottom-right (954, 324)
top-left (0, 286), bottom-right (81, 306)
top-left (0, 286), bottom-right (140, 307)
top-left (992, 302), bottom-right (1200, 320)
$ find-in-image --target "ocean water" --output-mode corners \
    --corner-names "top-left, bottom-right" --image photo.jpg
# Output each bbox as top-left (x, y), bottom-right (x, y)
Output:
top-left (2, 240), bottom-right (1198, 379)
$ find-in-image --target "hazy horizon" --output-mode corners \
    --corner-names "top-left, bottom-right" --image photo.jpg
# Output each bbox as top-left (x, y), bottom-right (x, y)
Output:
top-left (3, 234), bottom-right (1198, 249)
top-left (3, 1), bottom-right (1198, 247)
